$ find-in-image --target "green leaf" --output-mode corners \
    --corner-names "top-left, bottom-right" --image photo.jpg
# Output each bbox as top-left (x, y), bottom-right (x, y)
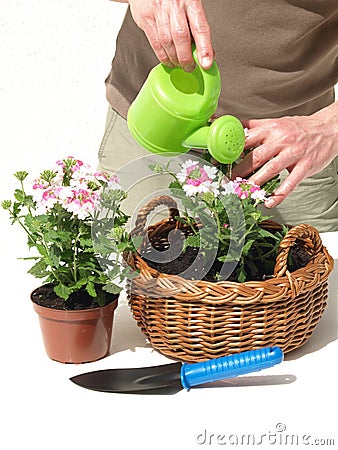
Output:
top-left (1, 200), bottom-right (11, 210)
top-left (130, 235), bottom-right (143, 250)
top-left (35, 244), bottom-right (48, 257)
top-left (85, 281), bottom-right (97, 298)
top-left (168, 179), bottom-right (183, 192)
top-left (121, 265), bottom-right (139, 279)
top-left (70, 279), bottom-right (87, 291)
top-left (24, 215), bottom-right (48, 234)
top-left (79, 237), bottom-right (93, 248)
top-left (54, 284), bottom-right (72, 300)
top-left (14, 171), bottom-right (29, 181)
top-left (262, 175), bottom-right (280, 195)
top-left (48, 248), bottom-right (60, 268)
top-left (184, 234), bottom-right (200, 249)
top-left (257, 228), bottom-right (280, 240)
top-left (103, 283), bottom-right (122, 295)
top-left (149, 163), bottom-right (165, 174)
top-left (27, 259), bottom-right (50, 278)
top-left (241, 239), bottom-right (255, 256)
top-left (14, 189), bottom-right (26, 203)
top-left (237, 266), bottom-right (247, 283)
top-left (40, 170), bottom-right (57, 184)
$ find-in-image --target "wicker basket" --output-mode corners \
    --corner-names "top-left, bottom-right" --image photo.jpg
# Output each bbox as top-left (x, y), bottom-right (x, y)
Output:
top-left (125, 195), bottom-right (334, 362)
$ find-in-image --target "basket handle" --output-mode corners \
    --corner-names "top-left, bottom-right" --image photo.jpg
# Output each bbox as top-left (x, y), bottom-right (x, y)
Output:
top-left (131, 195), bottom-right (179, 237)
top-left (273, 223), bottom-right (323, 278)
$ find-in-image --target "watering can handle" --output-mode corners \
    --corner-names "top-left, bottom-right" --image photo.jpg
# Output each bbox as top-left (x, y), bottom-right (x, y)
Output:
top-left (190, 45), bottom-right (221, 102)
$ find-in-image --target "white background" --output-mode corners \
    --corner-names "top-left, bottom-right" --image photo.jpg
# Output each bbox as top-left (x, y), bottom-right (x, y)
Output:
top-left (0, 2), bottom-right (337, 450)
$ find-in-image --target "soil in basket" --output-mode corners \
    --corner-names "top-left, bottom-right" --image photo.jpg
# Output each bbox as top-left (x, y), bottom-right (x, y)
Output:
top-left (140, 232), bottom-right (311, 282)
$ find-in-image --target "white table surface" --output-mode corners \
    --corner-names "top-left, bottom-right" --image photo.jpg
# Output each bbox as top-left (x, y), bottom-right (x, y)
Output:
top-left (0, 227), bottom-right (337, 450)
top-left (1, 2), bottom-right (337, 448)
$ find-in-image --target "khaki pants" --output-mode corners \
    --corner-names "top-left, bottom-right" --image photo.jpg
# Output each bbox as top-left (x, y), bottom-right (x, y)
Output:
top-left (98, 107), bottom-right (338, 232)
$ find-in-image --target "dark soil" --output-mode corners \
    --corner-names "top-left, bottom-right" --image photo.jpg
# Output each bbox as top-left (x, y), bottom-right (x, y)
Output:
top-left (140, 228), bottom-right (311, 282)
top-left (31, 283), bottom-right (118, 311)
top-left (288, 244), bottom-right (311, 270)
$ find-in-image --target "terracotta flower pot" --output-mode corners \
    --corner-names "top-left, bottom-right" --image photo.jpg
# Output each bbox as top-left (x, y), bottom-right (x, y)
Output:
top-left (31, 291), bottom-right (118, 364)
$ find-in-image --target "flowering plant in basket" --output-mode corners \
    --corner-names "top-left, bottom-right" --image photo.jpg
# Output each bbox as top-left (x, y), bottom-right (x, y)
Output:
top-left (150, 157), bottom-right (300, 283)
top-left (127, 157), bottom-right (331, 364)
top-left (2, 156), bottom-right (134, 308)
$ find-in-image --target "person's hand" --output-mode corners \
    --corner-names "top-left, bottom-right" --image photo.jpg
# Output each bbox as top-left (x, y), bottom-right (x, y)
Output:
top-left (231, 102), bottom-right (338, 208)
top-left (127, 0), bottom-right (214, 71)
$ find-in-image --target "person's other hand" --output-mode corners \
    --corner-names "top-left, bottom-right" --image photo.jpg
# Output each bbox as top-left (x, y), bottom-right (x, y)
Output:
top-left (231, 103), bottom-right (338, 208)
top-left (128, 0), bottom-right (214, 71)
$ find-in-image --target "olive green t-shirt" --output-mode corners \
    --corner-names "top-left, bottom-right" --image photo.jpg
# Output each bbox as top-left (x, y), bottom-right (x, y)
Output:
top-left (105, 0), bottom-right (338, 120)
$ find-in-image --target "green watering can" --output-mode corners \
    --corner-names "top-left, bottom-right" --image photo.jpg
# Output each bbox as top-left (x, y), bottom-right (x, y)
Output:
top-left (127, 47), bottom-right (245, 164)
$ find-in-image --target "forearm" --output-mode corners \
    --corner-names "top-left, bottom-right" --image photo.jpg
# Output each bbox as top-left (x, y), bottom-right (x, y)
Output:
top-left (313, 100), bottom-right (338, 144)
top-left (310, 100), bottom-right (338, 168)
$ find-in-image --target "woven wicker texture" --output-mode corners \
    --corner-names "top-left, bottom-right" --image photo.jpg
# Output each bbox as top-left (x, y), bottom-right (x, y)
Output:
top-left (126, 196), bottom-right (334, 362)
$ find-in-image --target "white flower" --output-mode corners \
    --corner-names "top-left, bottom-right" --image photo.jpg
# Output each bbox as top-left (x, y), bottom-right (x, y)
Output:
top-left (203, 164), bottom-right (218, 180)
top-left (221, 179), bottom-right (236, 195)
top-left (177, 159), bottom-right (196, 183)
top-left (177, 160), bottom-right (219, 197)
top-left (251, 189), bottom-right (267, 201)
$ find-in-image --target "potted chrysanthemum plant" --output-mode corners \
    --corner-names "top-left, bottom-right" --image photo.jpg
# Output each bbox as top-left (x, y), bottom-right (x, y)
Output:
top-left (2, 156), bottom-right (135, 363)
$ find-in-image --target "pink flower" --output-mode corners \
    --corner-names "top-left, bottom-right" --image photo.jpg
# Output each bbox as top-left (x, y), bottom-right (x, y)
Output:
top-left (251, 188), bottom-right (267, 201)
top-left (70, 160), bottom-right (84, 172)
top-left (30, 157), bottom-right (124, 218)
top-left (62, 188), bottom-right (99, 219)
top-left (177, 160), bottom-right (219, 196)
top-left (221, 177), bottom-right (266, 202)
top-left (233, 180), bottom-right (250, 199)
top-left (34, 186), bottom-right (59, 211)
top-left (55, 159), bottom-right (66, 168)
top-left (93, 171), bottom-right (109, 182)
top-left (250, 184), bottom-right (260, 193)
top-left (32, 180), bottom-right (48, 190)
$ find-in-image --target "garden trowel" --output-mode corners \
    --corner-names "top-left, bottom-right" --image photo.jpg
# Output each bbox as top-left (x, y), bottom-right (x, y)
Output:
top-left (70, 346), bottom-right (283, 395)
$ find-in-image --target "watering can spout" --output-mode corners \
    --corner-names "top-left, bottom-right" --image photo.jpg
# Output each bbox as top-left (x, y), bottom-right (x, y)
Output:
top-left (182, 115), bottom-right (245, 164)
top-left (127, 47), bottom-right (245, 164)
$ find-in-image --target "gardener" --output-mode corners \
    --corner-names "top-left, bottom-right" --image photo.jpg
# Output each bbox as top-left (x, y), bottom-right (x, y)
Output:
top-left (98, 0), bottom-right (338, 232)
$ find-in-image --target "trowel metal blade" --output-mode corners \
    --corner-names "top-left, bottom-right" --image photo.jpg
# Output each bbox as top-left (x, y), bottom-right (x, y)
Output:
top-left (70, 362), bottom-right (183, 394)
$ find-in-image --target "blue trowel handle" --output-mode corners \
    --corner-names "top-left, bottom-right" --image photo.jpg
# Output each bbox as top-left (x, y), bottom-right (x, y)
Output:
top-left (180, 346), bottom-right (283, 389)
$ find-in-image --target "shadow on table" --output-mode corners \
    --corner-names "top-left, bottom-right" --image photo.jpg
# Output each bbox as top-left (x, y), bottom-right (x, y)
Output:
top-left (109, 302), bottom-right (150, 354)
top-left (197, 374), bottom-right (296, 389)
top-left (138, 374), bottom-right (297, 395)
top-left (285, 258), bottom-right (337, 361)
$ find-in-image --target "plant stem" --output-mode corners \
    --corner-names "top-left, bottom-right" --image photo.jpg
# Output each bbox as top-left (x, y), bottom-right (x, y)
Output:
top-left (72, 226), bottom-right (81, 283)
top-left (212, 207), bottom-right (229, 246)
top-left (9, 208), bottom-right (36, 245)
top-left (42, 235), bottom-right (61, 282)
top-left (20, 179), bottom-right (33, 216)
